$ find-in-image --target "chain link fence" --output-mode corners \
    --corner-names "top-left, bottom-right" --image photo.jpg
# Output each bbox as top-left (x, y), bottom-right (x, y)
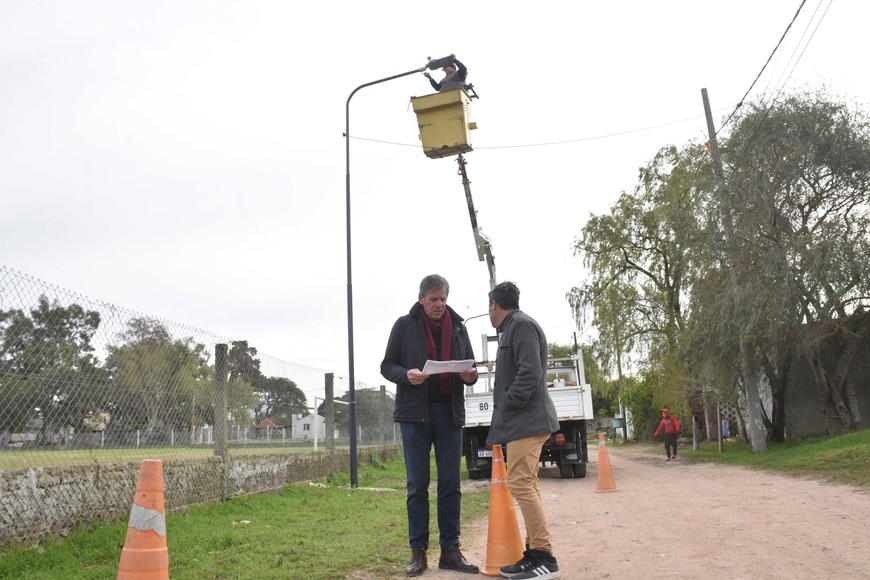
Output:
top-left (0, 266), bottom-right (398, 545)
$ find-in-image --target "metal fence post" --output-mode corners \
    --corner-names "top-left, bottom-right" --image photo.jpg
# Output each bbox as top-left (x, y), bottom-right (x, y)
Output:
top-left (325, 372), bottom-right (335, 451)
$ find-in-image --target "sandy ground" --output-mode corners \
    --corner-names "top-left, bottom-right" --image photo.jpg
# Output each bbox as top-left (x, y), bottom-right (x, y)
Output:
top-left (380, 443), bottom-right (870, 580)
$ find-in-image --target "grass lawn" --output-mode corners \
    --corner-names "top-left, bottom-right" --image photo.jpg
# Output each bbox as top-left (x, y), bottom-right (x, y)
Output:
top-left (636, 427), bottom-right (870, 487)
top-left (3, 429), bottom-right (867, 578)
top-left (0, 454), bottom-right (490, 579)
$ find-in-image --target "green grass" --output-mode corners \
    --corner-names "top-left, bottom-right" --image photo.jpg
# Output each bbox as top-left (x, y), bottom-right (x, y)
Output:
top-left (645, 428), bottom-right (870, 487)
top-left (0, 455), bottom-right (491, 579)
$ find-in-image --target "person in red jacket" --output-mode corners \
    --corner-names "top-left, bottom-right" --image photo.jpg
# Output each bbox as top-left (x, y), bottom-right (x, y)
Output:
top-left (654, 408), bottom-right (681, 461)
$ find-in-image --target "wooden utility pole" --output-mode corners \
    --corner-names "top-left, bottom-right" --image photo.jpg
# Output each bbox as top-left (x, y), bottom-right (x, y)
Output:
top-left (214, 343), bottom-right (228, 457)
top-left (701, 88), bottom-right (766, 453)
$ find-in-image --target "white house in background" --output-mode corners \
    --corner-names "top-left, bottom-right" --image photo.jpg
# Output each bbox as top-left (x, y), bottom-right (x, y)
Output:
top-left (291, 413), bottom-right (325, 440)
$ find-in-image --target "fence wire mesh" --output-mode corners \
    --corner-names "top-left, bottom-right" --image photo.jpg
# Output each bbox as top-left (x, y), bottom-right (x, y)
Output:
top-left (0, 266), bottom-right (398, 545)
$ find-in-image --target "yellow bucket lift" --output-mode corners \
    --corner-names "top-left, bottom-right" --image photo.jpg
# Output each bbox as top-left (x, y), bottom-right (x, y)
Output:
top-left (411, 88), bottom-right (478, 159)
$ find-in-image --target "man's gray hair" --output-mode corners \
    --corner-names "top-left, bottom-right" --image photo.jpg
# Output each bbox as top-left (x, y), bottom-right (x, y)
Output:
top-left (419, 274), bottom-right (449, 296)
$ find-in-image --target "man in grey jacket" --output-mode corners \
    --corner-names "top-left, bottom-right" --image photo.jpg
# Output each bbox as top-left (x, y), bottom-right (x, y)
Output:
top-left (486, 281), bottom-right (561, 580)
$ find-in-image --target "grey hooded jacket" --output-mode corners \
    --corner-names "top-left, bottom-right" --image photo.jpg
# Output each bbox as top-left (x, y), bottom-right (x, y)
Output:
top-left (486, 310), bottom-right (559, 445)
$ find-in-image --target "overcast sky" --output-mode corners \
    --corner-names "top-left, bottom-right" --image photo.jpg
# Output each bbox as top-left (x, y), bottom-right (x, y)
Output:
top-left (2, 1), bottom-right (866, 396)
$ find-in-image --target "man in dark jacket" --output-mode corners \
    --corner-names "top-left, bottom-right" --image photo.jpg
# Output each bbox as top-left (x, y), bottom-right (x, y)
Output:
top-left (381, 274), bottom-right (479, 577)
top-left (486, 281), bottom-right (561, 580)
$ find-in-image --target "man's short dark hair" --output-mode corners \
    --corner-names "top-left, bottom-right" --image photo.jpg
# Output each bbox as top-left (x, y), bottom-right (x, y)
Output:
top-left (419, 274), bottom-right (449, 296)
top-left (489, 281), bottom-right (520, 310)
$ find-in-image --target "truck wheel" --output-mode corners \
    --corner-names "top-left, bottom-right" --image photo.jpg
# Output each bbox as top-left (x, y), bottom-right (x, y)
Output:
top-left (573, 463), bottom-right (587, 478)
top-left (559, 464), bottom-right (574, 479)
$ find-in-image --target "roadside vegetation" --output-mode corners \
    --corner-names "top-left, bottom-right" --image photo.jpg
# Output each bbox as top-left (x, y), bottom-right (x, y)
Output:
top-left (634, 428), bottom-right (870, 487)
top-left (0, 456), bottom-right (490, 579)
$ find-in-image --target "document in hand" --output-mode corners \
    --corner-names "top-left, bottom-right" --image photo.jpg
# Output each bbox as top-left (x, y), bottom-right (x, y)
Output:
top-left (421, 359), bottom-right (476, 375)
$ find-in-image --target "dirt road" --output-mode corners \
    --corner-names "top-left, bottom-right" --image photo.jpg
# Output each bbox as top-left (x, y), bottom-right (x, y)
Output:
top-left (418, 443), bottom-right (870, 579)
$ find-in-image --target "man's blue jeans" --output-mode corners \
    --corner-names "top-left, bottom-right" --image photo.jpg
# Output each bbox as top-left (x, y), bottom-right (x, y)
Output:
top-left (399, 401), bottom-right (463, 550)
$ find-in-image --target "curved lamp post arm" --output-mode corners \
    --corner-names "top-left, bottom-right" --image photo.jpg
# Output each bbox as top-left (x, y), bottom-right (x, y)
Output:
top-left (343, 64), bottom-right (426, 489)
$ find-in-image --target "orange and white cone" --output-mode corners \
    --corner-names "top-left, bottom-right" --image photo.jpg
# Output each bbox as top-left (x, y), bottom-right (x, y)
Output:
top-left (481, 444), bottom-right (524, 576)
top-left (117, 459), bottom-right (169, 579)
top-left (595, 433), bottom-right (618, 493)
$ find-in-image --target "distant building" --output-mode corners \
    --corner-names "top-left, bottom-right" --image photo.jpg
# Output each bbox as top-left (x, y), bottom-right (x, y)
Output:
top-left (291, 413), bottom-right (325, 440)
top-left (252, 418), bottom-right (282, 440)
top-left (255, 418), bottom-right (280, 430)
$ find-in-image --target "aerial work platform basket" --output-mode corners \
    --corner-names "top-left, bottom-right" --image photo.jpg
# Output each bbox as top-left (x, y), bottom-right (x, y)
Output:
top-left (410, 88), bottom-right (477, 159)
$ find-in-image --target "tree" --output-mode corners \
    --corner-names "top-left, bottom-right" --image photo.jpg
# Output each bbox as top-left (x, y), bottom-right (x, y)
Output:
top-left (254, 376), bottom-right (307, 427)
top-left (227, 341), bottom-right (261, 383)
top-left (0, 296), bottom-right (102, 437)
top-left (721, 89), bottom-right (870, 435)
top-left (569, 144), bottom-right (711, 426)
top-left (332, 388), bottom-right (394, 443)
top-left (105, 318), bottom-right (212, 432)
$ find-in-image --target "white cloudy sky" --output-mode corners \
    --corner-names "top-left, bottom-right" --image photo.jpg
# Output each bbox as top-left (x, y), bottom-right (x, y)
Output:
top-left (1, 1), bottom-right (866, 392)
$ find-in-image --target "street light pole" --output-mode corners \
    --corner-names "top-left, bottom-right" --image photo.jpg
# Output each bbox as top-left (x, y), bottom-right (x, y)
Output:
top-left (344, 56), bottom-right (454, 488)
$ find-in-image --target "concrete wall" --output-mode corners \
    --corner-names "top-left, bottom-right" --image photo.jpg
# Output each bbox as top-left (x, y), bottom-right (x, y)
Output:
top-left (785, 336), bottom-right (870, 438)
top-left (0, 445), bottom-right (398, 547)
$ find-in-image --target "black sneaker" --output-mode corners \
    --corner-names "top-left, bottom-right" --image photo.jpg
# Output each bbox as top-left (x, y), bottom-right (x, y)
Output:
top-left (505, 550), bottom-right (560, 579)
top-left (499, 549), bottom-right (533, 578)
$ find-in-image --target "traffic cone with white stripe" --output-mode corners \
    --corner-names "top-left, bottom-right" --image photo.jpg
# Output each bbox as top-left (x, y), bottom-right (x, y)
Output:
top-left (595, 433), bottom-right (618, 493)
top-left (481, 444), bottom-right (524, 576)
top-left (117, 459), bottom-right (169, 579)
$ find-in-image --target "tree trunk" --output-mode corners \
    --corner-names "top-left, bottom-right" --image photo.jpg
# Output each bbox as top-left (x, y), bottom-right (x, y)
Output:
top-left (765, 351), bottom-right (791, 443)
top-left (741, 343), bottom-right (767, 453)
top-left (769, 383), bottom-right (786, 443)
top-left (701, 390), bottom-right (717, 441)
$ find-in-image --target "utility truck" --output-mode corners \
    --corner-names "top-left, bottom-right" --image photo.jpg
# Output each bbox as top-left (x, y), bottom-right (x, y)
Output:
top-left (462, 349), bottom-right (594, 479)
top-left (447, 154), bottom-right (593, 478)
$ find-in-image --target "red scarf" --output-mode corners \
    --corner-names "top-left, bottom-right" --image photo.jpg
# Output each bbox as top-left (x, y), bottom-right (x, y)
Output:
top-left (422, 309), bottom-right (454, 395)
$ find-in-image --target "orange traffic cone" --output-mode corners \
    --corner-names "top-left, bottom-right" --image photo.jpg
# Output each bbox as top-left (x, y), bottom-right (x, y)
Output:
top-left (595, 433), bottom-right (618, 493)
top-left (481, 445), bottom-right (524, 577)
top-left (117, 459), bottom-right (169, 579)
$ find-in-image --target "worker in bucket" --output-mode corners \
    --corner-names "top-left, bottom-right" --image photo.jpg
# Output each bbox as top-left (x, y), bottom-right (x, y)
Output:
top-left (423, 55), bottom-right (468, 92)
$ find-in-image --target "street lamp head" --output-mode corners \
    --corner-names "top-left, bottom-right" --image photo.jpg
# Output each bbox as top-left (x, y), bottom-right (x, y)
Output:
top-left (426, 54), bottom-right (455, 70)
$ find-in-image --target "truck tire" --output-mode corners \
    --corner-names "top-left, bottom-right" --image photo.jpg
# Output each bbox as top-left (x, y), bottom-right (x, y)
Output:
top-left (559, 464), bottom-right (574, 479)
top-left (573, 462), bottom-right (587, 478)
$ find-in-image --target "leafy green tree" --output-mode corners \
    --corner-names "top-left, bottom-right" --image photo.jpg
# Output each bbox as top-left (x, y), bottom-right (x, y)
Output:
top-left (105, 318), bottom-right (212, 432)
top-left (714, 89), bottom-right (870, 436)
top-left (254, 376), bottom-right (307, 427)
top-left (569, 144), bottom-right (711, 426)
top-left (227, 341), bottom-right (261, 383)
top-left (0, 296), bottom-right (102, 437)
top-left (332, 388), bottom-right (394, 443)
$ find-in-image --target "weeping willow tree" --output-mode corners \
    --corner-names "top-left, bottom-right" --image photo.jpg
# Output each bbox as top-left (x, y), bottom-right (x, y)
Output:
top-left (571, 88), bottom-right (870, 444)
top-left (718, 89), bottom-right (870, 436)
top-left (569, 144), bottom-right (713, 432)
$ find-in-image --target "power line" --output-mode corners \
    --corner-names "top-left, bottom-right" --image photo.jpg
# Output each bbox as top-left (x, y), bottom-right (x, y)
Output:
top-left (735, 0), bottom-right (833, 156)
top-left (718, 0), bottom-right (809, 134)
top-left (760, 0), bottom-right (825, 102)
top-left (350, 107), bottom-right (732, 151)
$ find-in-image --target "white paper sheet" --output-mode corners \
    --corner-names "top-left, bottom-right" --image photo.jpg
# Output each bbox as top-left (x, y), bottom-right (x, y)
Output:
top-left (421, 359), bottom-right (476, 375)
